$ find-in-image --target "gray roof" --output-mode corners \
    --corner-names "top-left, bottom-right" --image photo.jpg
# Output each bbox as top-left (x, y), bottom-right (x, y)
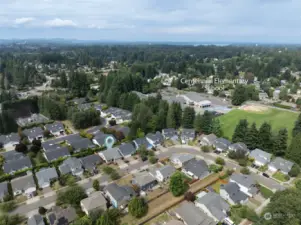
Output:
top-left (93, 133), bottom-right (115, 146)
top-left (36, 168), bottom-right (58, 187)
top-left (103, 107), bottom-right (132, 120)
top-left (269, 157), bottom-right (294, 174)
top-left (157, 165), bottom-right (176, 179)
top-left (78, 103), bottom-right (93, 111)
top-left (214, 138), bottom-right (231, 149)
top-left (59, 157), bottom-right (83, 175)
top-left (86, 126), bottom-right (103, 135)
top-left (44, 147), bottom-right (70, 162)
top-left (11, 174), bottom-right (36, 193)
top-left (229, 142), bottom-right (249, 153)
top-left (181, 129), bottom-right (195, 139)
top-left (44, 122), bottom-right (64, 133)
top-left (146, 132), bottom-right (164, 145)
top-left (0, 133), bottom-right (20, 145)
top-left (23, 127), bottom-right (44, 139)
top-left (28, 214), bottom-right (45, 225)
top-left (71, 138), bottom-right (95, 151)
top-left (132, 171), bottom-right (157, 187)
top-left (118, 143), bottom-right (136, 157)
top-left (0, 182), bottom-right (8, 199)
top-left (72, 98), bottom-right (86, 105)
top-left (47, 206), bottom-right (77, 225)
top-left (3, 156), bottom-right (32, 174)
top-left (183, 159), bottom-right (209, 178)
top-left (220, 182), bottom-right (248, 203)
top-left (201, 134), bottom-right (217, 145)
top-left (174, 201), bottom-right (215, 225)
top-left (42, 134), bottom-right (81, 151)
top-left (80, 154), bottom-right (102, 170)
top-left (1, 151), bottom-right (25, 162)
top-left (230, 174), bottom-right (258, 194)
top-left (170, 153), bottom-right (194, 164)
top-left (80, 191), bottom-right (107, 211)
top-left (196, 192), bottom-right (230, 221)
top-left (105, 183), bottom-right (135, 205)
top-left (162, 128), bottom-right (177, 137)
top-left (116, 126), bottom-right (130, 137)
top-left (99, 147), bottom-right (122, 161)
top-left (250, 149), bottom-right (272, 165)
top-left (133, 137), bottom-right (151, 148)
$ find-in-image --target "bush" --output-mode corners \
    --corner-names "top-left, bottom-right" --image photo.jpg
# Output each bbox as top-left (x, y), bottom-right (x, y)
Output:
top-left (0, 200), bottom-right (16, 212)
top-left (295, 180), bottom-right (301, 190)
top-left (237, 158), bottom-right (248, 167)
top-left (201, 145), bottom-right (210, 152)
top-left (149, 156), bottom-right (158, 164)
top-left (209, 164), bottom-right (223, 173)
top-left (128, 197), bottom-right (148, 218)
top-left (102, 166), bottom-right (115, 175)
top-left (289, 164), bottom-right (300, 177)
top-left (240, 167), bottom-right (250, 174)
top-left (184, 191), bottom-right (196, 202)
top-left (38, 206), bottom-right (47, 215)
top-left (215, 157), bottom-right (225, 165)
top-left (110, 171), bottom-right (120, 180)
top-left (93, 180), bottom-right (100, 191)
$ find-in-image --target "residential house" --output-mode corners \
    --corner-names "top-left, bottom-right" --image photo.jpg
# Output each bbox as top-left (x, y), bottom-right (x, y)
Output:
top-left (1, 150), bottom-right (25, 162)
top-left (11, 174), bottom-right (36, 197)
top-left (98, 147), bottom-right (122, 163)
top-left (174, 201), bottom-right (215, 225)
top-left (268, 157), bottom-right (294, 175)
top-left (162, 128), bottom-right (178, 140)
top-left (86, 126), bottom-right (103, 135)
top-left (28, 214), bottom-right (45, 225)
top-left (92, 133), bottom-right (116, 147)
top-left (23, 127), bottom-right (44, 142)
top-left (3, 156), bottom-right (32, 174)
top-left (115, 126), bottom-right (130, 137)
top-left (72, 98), bottom-right (86, 105)
top-left (59, 157), bottom-right (83, 176)
top-left (182, 158), bottom-right (209, 179)
top-left (259, 92), bottom-right (269, 101)
top-left (133, 137), bottom-right (153, 150)
top-left (273, 89), bottom-right (281, 100)
top-left (44, 122), bottom-right (65, 136)
top-left (0, 182), bottom-right (8, 201)
top-left (170, 153), bottom-right (194, 168)
top-left (220, 182), bottom-right (249, 205)
top-left (200, 134), bottom-right (217, 146)
top-left (180, 129), bottom-right (195, 144)
top-left (146, 131), bottom-right (164, 147)
top-left (195, 192), bottom-right (230, 223)
top-left (213, 138), bottom-right (231, 152)
top-left (80, 191), bottom-right (107, 215)
top-left (104, 183), bottom-right (136, 208)
top-left (132, 171), bottom-right (158, 191)
top-left (118, 143), bottom-right (136, 158)
top-left (0, 133), bottom-right (20, 150)
top-left (70, 138), bottom-right (95, 152)
top-left (249, 148), bottom-right (272, 167)
top-left (36, 168), bottom-right (58, 188)
top-left (229, 174), bottom-right (259, 197)
top-left (229, 142), bottom-right (249, 155)
top-left (80, 154), bottom-right (102, 172)
top-left (155, 165), bottom-right (176, 182)
top-left (44, 146), bottom-right (71, 162)
top-left (78, 103), bottom-right (93, 111)
top-left (46, 206), bottom-right (77, 225)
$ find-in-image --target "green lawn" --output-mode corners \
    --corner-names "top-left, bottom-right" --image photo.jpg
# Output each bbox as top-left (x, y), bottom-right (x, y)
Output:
top-left (259, 185), bottom-right (274, 199)
top-left (219, 108), bottom-right (298, 143)
top-left (272, 171), bottom-right (290, 182)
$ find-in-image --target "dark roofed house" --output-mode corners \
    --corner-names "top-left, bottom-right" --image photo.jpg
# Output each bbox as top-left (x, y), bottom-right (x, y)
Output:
top-left (229, 174), bottom-right (259, 197)
top-left (3, 156), bottom-right (32, 174)
top-left (213, 138), bottom-right (231, 152)
top-left (86, 126), bottom-right (103, 135)
top-left (0, 133), bottom-right (20, 150)
top-left (268, 157), bottom-right (294, 175)
top-left (118, 143), bottom-right (136, 158)
top-left (80, 154), bottom-right (102, 172)
top-left (44, 146), bottom-right (71, 162)
top-left (46, 206), bottom-right (77, 225)
top-left (59, 157), bottom-right (83, 176)
top-left (70, 138), bottom-right (95, 152)
top-left (36, 168), bottom-right (58, 189)
top-left (146, 132), bottom-right (164, 147)
top-left (28, 214), bottom-right (45, 225)
top-left (116, 126), bottom-right (130, 137)
top-left (78, 103), bottom-right (93, 111)
top-left (200, 134), bottom-right (217, 146)
top-left (0, 182), bottom-right (8, 201)
top-left (229, 142), bottom-right (249, 155)
top-left (11, 174), bottom-right (36, 197)
top-left (170, 153), bottom-right (195, 168)
top-left (182, 158), bottom-right (209, 179)
top-left (92, 133), bottom-right (116, 147)
top-left (133, 137), bottom-right (153, 150)
top-left (220, 182), bottom-right (249, 205)
top-left (80, 191), bottom-right (107, 215)
top-left (98, 147), bottom-right (122, 163)
top-left (23, 127), bottom-right (44, 142)
top-left (1, 150), bottom-right (25, 162)
top-left (181, 129), bottom-right (195, 144)
top-left (104, 183), bottom-right (136, 208)
top-left (44, 122), bottom-right (65, 136)
top-left (162, 128), bottom-right (178, 140)
top-left (131, 171), bottom-right (158, 191)
top-left (155, 165), bottom-right (176, 182)
top-left (72, 98), bottom-right (86, 105)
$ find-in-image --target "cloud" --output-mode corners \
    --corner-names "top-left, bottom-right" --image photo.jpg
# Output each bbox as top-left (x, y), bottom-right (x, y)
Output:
top-left (15, 17), bottom-right (35, 25)
top-left (44, 18), bottom-right (77, 27)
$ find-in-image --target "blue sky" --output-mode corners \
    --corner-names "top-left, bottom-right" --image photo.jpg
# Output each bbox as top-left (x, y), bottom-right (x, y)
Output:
top-left (1, 0), bottom-right (300, 43)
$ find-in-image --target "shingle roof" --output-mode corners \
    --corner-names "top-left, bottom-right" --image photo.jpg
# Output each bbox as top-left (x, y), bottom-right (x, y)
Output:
top-left (133, 137), bottom-right (151, 148)
top-left (118, 143), bottom-right (136, 157)
top-left (196, 192), bottom-right (230, 221)
top-left (36, 168), bottom-right (58, 187)
top-left (170, 153), bottom-right (194, 164)
top-left (157, 165), bottom-right (176, 179)
top-left (80, 154), bottom-right (102, 170)
top-left (80, 191), bottom-right (107, 211)
top-left (269, 157), bottom-right (294, 174)
top-left (174, 201), bottom-right (215, 225)
top-left (99, 147), bottom-right (122, 161)
top-left (105, 183), bottom-right (135, 205)
top-left (146, 132), bottom-right (164, 145)
top-left (47, 206), bottom-right (77, 225)
top-left (93, 133), bottom-right (115, 146)
top-left (183, 158), bottom-right (209, 178)
top-left (230, 174), bottom-right (258, 194)
top-left (133, 171), bottom-right (157, 187)
top-left (23, 127), bottom-right (44, 139)
top-left (0, 133), bottom-right (20, 145)
top-left (214, 138), bottom-right (231, 150)
top-left (70, 138), bottom-right (95, 151)
top-left (181, 129), bottom-right (195, 139)
top-left (3, 156), bottom-right (32, 173)
top-left (44, 122), bottom-right (64, 133)
top-left (250, 149), bottom-right (272, 165)
top-left (28, 214), bottom-right (45, 225)
top-left (59, 157), bottom-right (83, 175)
top-left (220, 182), bottom-right (248, 203)
top-left (1, 151), bottom-right (25, 162)
top-left (44, 147), bottom-right (70, 162)
top-left (11, 174), bottom-right (36, 193)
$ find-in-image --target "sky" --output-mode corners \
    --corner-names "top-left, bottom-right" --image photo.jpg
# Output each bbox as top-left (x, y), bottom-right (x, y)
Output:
top-left (0, 0), bottom-right (300, 43)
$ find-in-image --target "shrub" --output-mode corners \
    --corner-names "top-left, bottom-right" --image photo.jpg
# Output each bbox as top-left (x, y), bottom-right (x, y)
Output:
top-left (38, 206), bottom-right (47, 215)
top-left (184, 191), bottom-right (196, 202)
top-left (240, 167), bottom-right (250, 174)
top-left (110, 171), bottom-right (120, 180)
top-left (201, 145), bottom-right (210, 152)
top-left (289, 164), bottom-right (300, 177)
top-left (149, 156), bottom-right (158, 164)
top-left (209, 164), bottom-right (223, 173)
top-left (237, 158), bottom-right (248, 167)
top-left (295, 179), bottom-right (301, 190)
top-left (215, 157), bottom-right (225, 165)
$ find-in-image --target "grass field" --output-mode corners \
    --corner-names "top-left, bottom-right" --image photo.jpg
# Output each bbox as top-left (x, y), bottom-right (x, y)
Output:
top-left (219, 108), bottom-right (298, 143)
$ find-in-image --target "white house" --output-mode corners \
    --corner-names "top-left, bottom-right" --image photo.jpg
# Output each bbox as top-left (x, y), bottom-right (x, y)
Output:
top-left (155, 165), bottom-right (176, 182)
top-left (249, 149), bottom-right (272, 167)
top-left (170, 153), bottom-right (194, 168)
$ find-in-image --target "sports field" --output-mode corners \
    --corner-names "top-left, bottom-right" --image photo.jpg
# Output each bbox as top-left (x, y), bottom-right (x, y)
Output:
top-left (219, 107), bottom-right (298, 143)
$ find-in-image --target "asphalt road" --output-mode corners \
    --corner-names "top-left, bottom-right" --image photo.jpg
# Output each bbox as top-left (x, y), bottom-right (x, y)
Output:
top-left (12, 145), bottom-right (285, 217)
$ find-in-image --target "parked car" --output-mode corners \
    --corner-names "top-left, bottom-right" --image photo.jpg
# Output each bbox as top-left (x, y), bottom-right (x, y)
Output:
top-left (262, 172), bottom-right (270, 178)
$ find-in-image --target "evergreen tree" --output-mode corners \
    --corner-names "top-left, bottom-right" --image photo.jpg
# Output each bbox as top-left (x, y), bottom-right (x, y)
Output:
top-left (232, 119), bottom-right (249, 143)
top-left (211, 119), bottom-right (223, 137)
top-left (166, 104), bottom-right (176, 128)
top-left (258, 122), bottom-right (273, 153)
top-left (182, 107), bottom-right (195, 128)
top-left (194, 113), bottom-right (202, 133)
top-left (245, 122), bottom-right (258, 150)
top-left (273, 129), bottom-right (288, 156)
top-left (287, 133), bottom-right (301, 166)
top-left (292, 114), bottom-right (301, 137)
top-left (60, 72), bottom-right (68, 88)
top-left (201, 110), bottom-right (213, 134)
top-left (231, 84), bottom-right (247, 106)
top-left (174, 103), bottom-right (182, 128)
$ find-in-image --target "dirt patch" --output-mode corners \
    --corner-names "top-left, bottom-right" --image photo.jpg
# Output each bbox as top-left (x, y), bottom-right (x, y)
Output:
top-left (240, 104), bottom-right (269, 113)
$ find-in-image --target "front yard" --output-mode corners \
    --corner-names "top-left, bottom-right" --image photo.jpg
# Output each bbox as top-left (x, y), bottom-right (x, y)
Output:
top-left (272, 171), bottom-right (290, 182)
top-left (230, 205), bottom-right (259, 225)
top-left (259, 185), bottom-right (274, 199)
